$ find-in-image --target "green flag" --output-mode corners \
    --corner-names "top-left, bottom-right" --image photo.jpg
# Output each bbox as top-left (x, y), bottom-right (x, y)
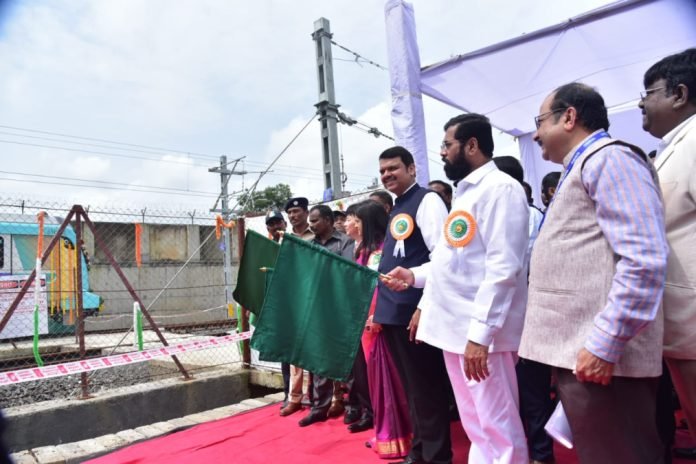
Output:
top-left (232, 230), bottom-right (280, 315)
top-left (250, 233), bottom-right (378, 381)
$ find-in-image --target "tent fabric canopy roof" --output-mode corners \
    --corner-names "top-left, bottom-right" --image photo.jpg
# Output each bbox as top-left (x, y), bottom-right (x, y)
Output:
top-left (419, 0), bottom-right (696, 137)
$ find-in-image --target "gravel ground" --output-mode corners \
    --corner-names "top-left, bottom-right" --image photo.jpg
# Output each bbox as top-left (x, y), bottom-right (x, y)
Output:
top-left (0, 362), bottom-right (180, 409)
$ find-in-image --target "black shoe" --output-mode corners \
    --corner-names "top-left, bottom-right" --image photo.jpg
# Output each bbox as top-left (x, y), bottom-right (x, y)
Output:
top-left (343, 408), bottom-right (361, 424)
top-left (674, 447), bottom-right (696, 460)
top-left (390, 457), bottom-right (424, 464)
top-left (298, 411), bottom-right (328, 427)
top-left (348, 417), bottom-right (373, 433)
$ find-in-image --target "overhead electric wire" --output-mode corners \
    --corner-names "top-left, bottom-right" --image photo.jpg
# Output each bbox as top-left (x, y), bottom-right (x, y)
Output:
top-left (330, 40), bottom-right (388, 71)
top-left (242, 160), bottom-right (375, 181)
top-left (232, 113), bottom-right (319, 213)
top-left (11, 111), bottom-right (370, 183)
top-left (0, 123), bottom-right (372, 181)
top-left (0, 102), bottom-right (411, 191)
top-left (337, 112), bottom-right (442, 165)
top-left (210, 158), bottom-right (241, 213)
top-left (0, 177), bottom-right (219, 197)
top-left (0, 138), bottom-right (212, 167)
top-left (0, 124), bottom-right (221, 160)
top-left (0, 130), bottom-right (187, 158)
top-left (0, 123), bottom-right (378, 181)
top-left (130, 113), bottom-right (319, 355)
top-left (0, 169), bottom-right (219, 196)
top-left (0, 137), bottom-right (356, 183)
top-left (0, 135), bottom-right (375, 182)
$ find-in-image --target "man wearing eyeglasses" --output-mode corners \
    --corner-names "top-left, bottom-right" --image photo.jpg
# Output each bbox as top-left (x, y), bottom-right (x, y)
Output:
top-left (640, 48), bottom-right (696, 461)
top-left (518, 82), bottom-right (668, 464)
top-left (384, 115), bottom-right (531, 464)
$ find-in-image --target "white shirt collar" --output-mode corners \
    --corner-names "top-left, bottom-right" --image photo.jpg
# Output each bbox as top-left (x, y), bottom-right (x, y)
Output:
top-left (656, 113), bottom-right (696, 159)
top-left (455, 160), bottom-right (496, 196)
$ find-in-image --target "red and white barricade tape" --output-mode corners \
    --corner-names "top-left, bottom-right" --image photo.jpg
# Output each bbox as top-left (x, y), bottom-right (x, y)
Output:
top-left (0, 331), bottom-right (252, 386)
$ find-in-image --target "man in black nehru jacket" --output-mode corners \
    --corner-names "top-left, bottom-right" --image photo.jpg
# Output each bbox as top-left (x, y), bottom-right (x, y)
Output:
top-left (373, 146), bottom-right (452, 464)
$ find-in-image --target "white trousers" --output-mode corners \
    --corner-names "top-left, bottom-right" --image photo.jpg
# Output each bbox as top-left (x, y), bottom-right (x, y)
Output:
top-left (443, 350), bottom-right (528, 464)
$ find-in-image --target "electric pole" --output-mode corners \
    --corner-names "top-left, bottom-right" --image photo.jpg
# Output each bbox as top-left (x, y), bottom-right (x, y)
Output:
top-left (312, 17), bottom-right (343, 200)
top-left (209, 156), bottom-right (245, 318)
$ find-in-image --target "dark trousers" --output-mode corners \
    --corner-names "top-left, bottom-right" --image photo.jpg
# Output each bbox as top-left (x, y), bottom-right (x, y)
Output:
top-left (281, 362), bottom-right (291, 404)
top-left (556, 368), bottom-right (663, 464)
top-left (0, 410), bottom-right (11, 464)
top-left (656, 362), bottom-right (676, 464)
top-left (311, 374), bottom-right (335, 415)
top-left (346, 343), bottom-right (373, 420)
top-left (666, 358), bottom-right (696, 444)
top-left (516, 357), bottom-right (554, 462)
top-left (383, 324), bottom-right (452, 464)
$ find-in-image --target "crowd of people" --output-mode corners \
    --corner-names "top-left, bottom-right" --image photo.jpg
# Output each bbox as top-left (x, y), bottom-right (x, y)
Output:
top-left (259, 48), bottom-right (696, 464)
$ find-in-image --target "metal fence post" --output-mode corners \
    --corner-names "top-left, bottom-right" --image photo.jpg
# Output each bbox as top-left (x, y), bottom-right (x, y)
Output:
top-left (236, 218), bottom-right (251, 367)
top-left (74, 210), bottom-right (91, 399)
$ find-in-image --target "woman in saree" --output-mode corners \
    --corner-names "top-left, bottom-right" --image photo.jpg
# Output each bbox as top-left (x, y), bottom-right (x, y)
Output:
top-left (350, 200), bottom-right (412, 459)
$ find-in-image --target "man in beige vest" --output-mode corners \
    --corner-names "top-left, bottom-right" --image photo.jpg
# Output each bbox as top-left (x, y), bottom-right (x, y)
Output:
top-left (640, 48), bottom-right (696, 461)
top-left (519, 83), bottom-right (669, 464)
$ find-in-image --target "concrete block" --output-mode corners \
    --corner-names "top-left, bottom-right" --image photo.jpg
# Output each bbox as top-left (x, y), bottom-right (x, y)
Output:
top-left (70, 439), bottom-right (107, 456)
top-left (167, 417), bottom-right (198, 429)
top-left (133, 425), bottom-right (166, 439)
top-left (32, 446), bottom-right (66, 464)
top-left (210, 405), bottom-right (246, 416)
top-left (93, 434), bottom-right (128, 451)
top-left (10, 450), bottom-right (38, 464)
top-left (264, 392), bottom-right (285, 402)
top-left (182, 412), bottom-right (215, 424)
top-left (52, 443), bottom-right (87, 463)
top-left (250, 369), bottom-right (284, 389)
top-left (115, 429), bottom-right (147, 444)
top-left (233, 403), bottom-right (254, 411)
top-left (5, 370), bottom-right (249, 452)
top-left (240, 398), bottom-right (267, 408)
top-left (149, 421), bottom-right (177, 434)
top-left (195, 408), bottom-right (233, 421)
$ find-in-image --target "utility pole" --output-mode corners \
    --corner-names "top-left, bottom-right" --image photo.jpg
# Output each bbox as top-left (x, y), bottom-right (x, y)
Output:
top-left (312, 17), bottom-right (343, 200)
top-left (209, 156), bottom-right (245, 319)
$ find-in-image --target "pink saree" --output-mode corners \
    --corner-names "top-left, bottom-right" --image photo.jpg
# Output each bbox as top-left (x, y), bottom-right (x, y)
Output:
top-left (359, 248), bottom-right (412, 459)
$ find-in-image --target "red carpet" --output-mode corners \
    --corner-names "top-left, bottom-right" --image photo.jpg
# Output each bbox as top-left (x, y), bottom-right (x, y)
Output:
top-left (87, 404), bottom-right (694, 464)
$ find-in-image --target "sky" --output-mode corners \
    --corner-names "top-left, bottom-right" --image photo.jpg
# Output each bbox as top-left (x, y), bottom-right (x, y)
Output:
top-left (0, 0), bottom-right (613, 213)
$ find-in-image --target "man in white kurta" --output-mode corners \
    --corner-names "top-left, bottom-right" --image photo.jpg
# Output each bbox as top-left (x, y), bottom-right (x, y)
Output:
top-left (386, 113), bottom-right (530, 464)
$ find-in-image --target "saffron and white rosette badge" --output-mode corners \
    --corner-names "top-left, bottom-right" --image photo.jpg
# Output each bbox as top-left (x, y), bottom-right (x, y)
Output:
top-left (390, 213), bottom-right (414, 258)
top-left (367, 250), bottom-right (383, 270)
top-left (444, 211), bottom-right (477, 248)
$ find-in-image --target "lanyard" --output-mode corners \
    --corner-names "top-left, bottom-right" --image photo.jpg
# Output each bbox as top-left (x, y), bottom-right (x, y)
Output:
top-left (539, 131), bottom-right (610, 230)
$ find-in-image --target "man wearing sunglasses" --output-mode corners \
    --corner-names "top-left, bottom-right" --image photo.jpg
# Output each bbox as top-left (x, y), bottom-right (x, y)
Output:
top-left (640, 48), bottom-right (696, 461)
top-left (519, 82), bottom-right (668, 464)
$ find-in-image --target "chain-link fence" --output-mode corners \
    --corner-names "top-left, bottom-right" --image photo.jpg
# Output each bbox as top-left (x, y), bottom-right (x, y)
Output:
top-left (0, 197), bottom-right (245, 408)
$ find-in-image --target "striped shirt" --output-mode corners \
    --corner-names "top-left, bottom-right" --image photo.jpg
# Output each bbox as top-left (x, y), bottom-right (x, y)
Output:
top-left (580, 142), bottom-right (668, 363)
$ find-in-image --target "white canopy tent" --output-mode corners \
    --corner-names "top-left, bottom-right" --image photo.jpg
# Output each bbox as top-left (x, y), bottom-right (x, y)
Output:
top-left (386, 0), bottom-right (696, 206)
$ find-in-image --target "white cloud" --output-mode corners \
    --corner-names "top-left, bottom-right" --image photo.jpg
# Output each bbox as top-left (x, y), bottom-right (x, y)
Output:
top-left (0, 0), bottom-right (614, 213)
